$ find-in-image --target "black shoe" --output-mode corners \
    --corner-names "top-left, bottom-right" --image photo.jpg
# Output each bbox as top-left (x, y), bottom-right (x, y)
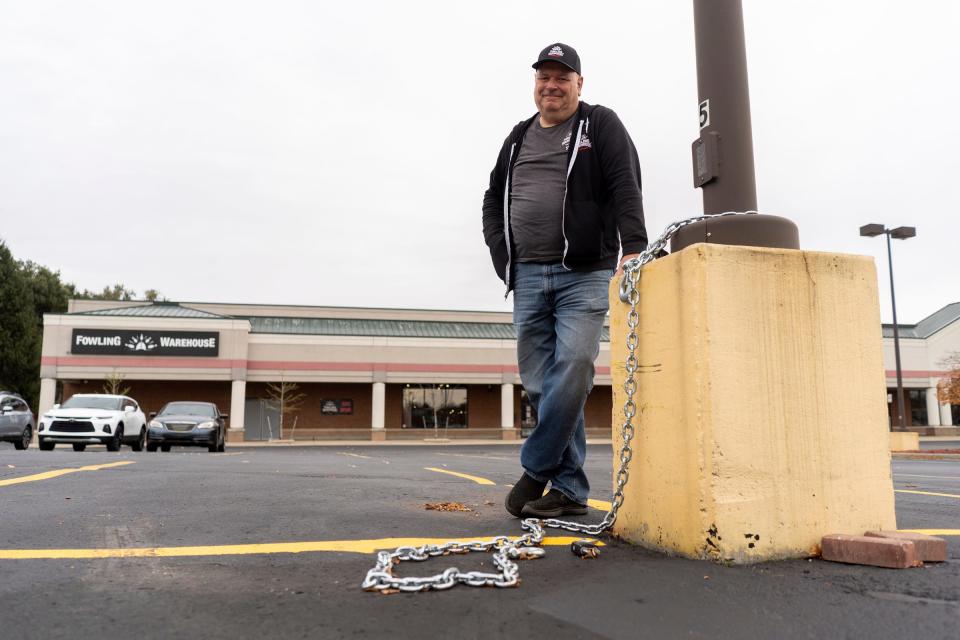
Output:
top-left (505, 474), bottom-right (547, 517)
top-left (520, 489), bottom-right (588, 518)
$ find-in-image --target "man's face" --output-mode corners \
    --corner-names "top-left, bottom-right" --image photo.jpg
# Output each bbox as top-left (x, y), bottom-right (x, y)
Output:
top-left (534, 61), bottom-right (582, 120)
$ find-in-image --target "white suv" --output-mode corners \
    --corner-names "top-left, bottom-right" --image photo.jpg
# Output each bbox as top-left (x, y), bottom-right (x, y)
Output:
top-left (38, 394), bottom-right (147, 452)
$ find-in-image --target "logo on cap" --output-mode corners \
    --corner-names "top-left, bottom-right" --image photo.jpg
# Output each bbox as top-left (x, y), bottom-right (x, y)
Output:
top-left (548, 45), bottom-right (564, 58)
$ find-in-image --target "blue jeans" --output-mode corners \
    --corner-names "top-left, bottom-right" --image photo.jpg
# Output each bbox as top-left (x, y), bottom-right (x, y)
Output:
top-left (513, 262), bottom-right (612, 505)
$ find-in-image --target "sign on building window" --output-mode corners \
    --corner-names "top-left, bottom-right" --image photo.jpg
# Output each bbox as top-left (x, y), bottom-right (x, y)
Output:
top-left (321, 399), bottom-right (353, 415)
top-left (71, 329), bottom-right (220, 357)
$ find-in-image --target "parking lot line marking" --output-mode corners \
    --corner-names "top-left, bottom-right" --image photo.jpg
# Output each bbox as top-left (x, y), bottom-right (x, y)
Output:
top-left (424, 467), bottom-right (496, 485)
top-left (0, 535), bottom-right (601, 560)
top-left (898, 529), bottom-right (960, 536)
top-left (339, 452), bottom-right (372, 459)
top-left (0, 461), bottom-right (135, 488)
top-left (895, 489), bottom-right (960, 500)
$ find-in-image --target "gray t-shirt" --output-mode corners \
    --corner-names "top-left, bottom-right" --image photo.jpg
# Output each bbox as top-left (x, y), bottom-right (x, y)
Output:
top-left (509, 116), bottom-right (574, 263)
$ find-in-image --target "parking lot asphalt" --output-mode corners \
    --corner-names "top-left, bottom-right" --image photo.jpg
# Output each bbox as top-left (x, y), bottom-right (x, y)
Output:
top-left (0, 443), bottom-right (957, 640)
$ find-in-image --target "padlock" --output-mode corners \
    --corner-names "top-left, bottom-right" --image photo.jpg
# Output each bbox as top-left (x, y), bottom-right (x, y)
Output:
top-left (570, 539), bottom-right (600, 559)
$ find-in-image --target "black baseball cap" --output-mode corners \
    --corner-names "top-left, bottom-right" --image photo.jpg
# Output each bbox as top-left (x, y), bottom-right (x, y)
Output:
top-left (532, 43), bottom-right (581, 75)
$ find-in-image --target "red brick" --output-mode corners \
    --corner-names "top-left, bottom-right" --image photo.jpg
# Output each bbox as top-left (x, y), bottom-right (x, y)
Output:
top-left (864, 531), bottom-right (948, 563)
top-left (820, 534), bottom-right (921, 569)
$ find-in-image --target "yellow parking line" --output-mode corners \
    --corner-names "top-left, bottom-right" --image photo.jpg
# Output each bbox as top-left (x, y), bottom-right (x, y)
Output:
top-left (587, 499), bottom-right (612, 511)
top-left (0, 461), bottom-right (135, 488)
top-left (898, 529), bottom-right (960, 537)
top-left (0, 535), bottom-right (602, 560)
top-left (895, 489), bottom-right (960, 500)
top-left (424, 467), bottom-right (496, 485)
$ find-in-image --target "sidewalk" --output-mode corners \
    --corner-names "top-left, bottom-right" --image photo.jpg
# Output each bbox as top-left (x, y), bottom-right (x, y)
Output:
top-left (226, 438), bottom-right (614, 447)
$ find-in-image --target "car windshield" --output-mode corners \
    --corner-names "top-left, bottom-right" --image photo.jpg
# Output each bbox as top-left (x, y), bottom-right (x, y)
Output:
top-left (159, 402), bottom-right (216, 417)
top-left (60, 396), bottom-right (124, 410)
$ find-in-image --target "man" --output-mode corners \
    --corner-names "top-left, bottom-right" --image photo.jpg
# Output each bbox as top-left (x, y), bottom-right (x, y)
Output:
top-left (482, 43), bottom-right (647, 518)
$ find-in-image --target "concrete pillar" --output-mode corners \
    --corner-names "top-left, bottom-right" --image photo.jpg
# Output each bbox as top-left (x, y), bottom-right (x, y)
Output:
top-left (228, 379), bottom-right (246, 441)
top-left (940, 402), bottom-right (953, 427)
top-left (925, 387), bottom-right (941, 427)
top-left (38, 378), bottom-right (57, 415)
top-left (371, 382), bottom-right (386, 430)
top-left (37, 378), bottom-right (57, 444)
top-left (610, 244), bottom-right (896, 563)
top-left (500, 383), bottom-right (514, 429)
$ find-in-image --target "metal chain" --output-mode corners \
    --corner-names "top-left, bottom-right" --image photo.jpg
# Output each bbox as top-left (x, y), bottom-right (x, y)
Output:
top-left (361, 212), bottom-right (751, 593)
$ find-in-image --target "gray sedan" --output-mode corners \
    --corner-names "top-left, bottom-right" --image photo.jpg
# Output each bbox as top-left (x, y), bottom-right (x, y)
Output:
top-left (0, 392), bottom-right (34, 450)
top-left (147, 401), bottom-right (227, 453)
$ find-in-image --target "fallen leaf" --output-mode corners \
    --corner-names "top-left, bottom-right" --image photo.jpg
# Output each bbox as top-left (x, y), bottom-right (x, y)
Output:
top-left (424, 502), bottom-right (472, 512)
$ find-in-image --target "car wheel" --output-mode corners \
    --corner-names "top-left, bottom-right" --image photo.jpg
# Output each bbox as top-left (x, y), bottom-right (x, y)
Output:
top-left (146, 442), bottom-right (158, 452)
top-left (13, 426), bottom-right (31, 450)
top-left (106, 425), bottom-right (123, 452)
top-left (72, 443), bottom-right (86, 452)
top-left (39, 438), bottom-right (55, 451)
top-left (131, 428), bottom-right (146, 452)
top-left (160, 444), bottom-right (171, 452)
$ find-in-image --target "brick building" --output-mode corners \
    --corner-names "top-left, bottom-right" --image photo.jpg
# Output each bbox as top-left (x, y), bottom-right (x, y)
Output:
top-left (38, 299), bottom-right (960, 440)
top-left (39, 300), bottom-right (613, 441)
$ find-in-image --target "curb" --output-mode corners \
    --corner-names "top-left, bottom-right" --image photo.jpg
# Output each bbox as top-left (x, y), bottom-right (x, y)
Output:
top-left (892, 452), bottom-right (960, 461)
top-left (225, 439), bottom-right (615, 448)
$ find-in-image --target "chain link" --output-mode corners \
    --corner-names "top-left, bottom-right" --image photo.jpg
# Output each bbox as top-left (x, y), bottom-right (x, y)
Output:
top-left (361, 212), bottom-right (751, 593)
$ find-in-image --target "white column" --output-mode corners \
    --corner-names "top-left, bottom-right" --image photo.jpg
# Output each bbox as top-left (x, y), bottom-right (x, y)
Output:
top-left (925, 387), bottom-right (941, 427)
top-left (38, 378), bottom-right (57, 415)
top-left (941, 402), bottom-right (953, 427)
top-left (37, 378), bottom-right (57, 444)
top-left (229, 379), bottom-right (246, 434)
top-left (501, 383), bottom-right (514, 429)
top-left (372, 382), bottom-right (386, 429)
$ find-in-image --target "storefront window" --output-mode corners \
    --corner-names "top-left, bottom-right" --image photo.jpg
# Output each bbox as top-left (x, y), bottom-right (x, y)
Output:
top-left (908, 389), bottom-right (927, 426)
top-left (402, 384), bottom-right (467, 429)
top-left (520, 390), bottom-right (537, 436)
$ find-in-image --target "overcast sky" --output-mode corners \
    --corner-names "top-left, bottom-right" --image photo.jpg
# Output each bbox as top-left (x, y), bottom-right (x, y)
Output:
top-left (2, 1), bottom-right (957, 323)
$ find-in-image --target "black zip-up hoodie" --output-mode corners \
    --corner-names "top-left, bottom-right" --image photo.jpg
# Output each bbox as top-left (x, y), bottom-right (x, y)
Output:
top-left (482, 101), bottom-right (647, 292)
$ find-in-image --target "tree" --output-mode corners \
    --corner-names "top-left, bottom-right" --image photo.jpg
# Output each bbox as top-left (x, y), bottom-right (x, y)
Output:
top-left (102, 371), bottom-right (131, 397)
top-left (937, 352), bottom-right (960, 405)
top-left (265, 380), bottom-right (306, 440)
top-left (0, 241), bottom-right (39, 406)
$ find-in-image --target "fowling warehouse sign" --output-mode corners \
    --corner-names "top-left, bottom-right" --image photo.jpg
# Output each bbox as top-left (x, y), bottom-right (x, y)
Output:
top-left (71, 329), bottom-right (220, 357)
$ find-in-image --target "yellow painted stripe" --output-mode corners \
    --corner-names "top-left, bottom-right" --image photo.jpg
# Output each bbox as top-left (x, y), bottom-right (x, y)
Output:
top-left (0, 536), bottom-right (602, 560)
top-left (898, 529), bottom-right (960, 537)
top-left (587, 499), bottom-right (612, 511)
top-left (895, 489), bottom-right (960, 500)
top-left (424, 467), bottom-right (495, 485)
top-left (0, 461), bottom-right (135, 488)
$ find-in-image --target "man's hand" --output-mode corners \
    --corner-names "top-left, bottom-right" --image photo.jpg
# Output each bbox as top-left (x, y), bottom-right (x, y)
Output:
top-left (616, 253), bottom-right (641, 276)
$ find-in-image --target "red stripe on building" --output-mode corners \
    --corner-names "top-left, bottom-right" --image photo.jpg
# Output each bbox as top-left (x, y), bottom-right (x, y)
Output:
top-left (885, 370), bottom-right (950, 378)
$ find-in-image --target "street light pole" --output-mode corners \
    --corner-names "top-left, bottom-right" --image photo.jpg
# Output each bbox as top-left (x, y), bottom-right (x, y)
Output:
top-left (672, 0), bottom-right (799, 253)
top-left (885, 231), bottom-right (907, 431)
top-left (860, 223), bottom-right (916, 431)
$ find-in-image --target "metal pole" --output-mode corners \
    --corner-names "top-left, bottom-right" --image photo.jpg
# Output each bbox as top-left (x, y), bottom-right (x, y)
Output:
top-left (886, 231), bottom-right (907, 431)
top-left (693, 0), bottom-right (756, 213)
top-left (673, 0), bottom-right (799, 252)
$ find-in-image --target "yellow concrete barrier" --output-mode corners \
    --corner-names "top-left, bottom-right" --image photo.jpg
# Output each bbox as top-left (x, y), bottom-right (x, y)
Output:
top-left (610, 244), bottom-right (896, 563)
top-left (889, 431), bottom-right (920, 452)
